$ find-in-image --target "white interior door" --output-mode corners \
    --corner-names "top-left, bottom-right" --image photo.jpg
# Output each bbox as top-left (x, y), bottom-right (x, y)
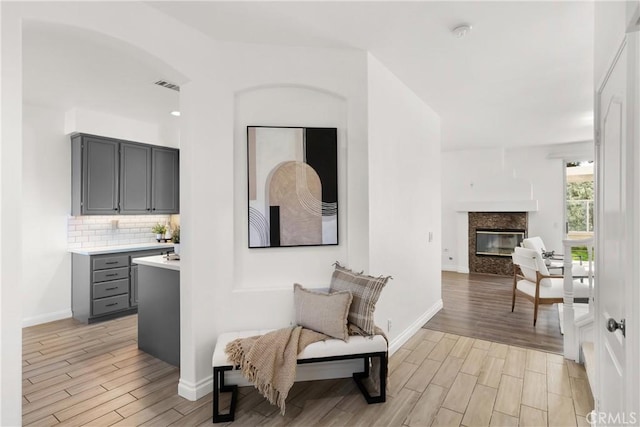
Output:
top-left (596, 30), bottom-right (638, 424)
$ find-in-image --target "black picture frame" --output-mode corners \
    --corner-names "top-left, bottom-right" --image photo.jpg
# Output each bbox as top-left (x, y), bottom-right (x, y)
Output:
top-left (247, 126), bottom-right (338, 248)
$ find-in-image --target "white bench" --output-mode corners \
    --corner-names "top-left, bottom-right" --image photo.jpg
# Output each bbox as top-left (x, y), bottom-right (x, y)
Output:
top-left (211, 329), bottom-right (388, 423)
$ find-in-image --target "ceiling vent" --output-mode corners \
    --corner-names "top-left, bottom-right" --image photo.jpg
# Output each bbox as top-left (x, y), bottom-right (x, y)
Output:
top-left (154, 80), bottom-right (180, 92)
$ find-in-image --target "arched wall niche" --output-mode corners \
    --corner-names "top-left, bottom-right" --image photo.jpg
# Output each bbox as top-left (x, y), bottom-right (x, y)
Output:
top-left (232, 84), bottom-right (349, 290)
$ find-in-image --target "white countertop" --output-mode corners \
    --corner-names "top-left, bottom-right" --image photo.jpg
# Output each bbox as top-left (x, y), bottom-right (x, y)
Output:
top-left (69, 242), bottom-right (174, 255)
top-left (132, 254), bottom-right (180, 271)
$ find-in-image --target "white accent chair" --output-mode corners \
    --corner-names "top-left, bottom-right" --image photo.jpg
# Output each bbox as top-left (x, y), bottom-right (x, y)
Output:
top-left (511, 247), bottom-right (591, 326)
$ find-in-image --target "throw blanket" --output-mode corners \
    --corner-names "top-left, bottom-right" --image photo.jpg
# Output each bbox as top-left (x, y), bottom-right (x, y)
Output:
top-left (225, 326), bottom-right (327, 415)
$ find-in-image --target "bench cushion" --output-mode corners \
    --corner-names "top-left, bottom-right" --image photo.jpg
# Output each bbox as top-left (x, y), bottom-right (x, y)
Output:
top-left (212, 329), bottom-right (387, 367)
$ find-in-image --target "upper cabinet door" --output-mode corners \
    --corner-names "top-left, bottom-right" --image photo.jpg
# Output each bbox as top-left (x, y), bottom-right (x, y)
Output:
top-left (82, 137), bottom-right (120, 215)
top-left (71, 134), bottom-right (179, 216)
top-left (120, 143), bottom-right (152, 214)
top-left (151, 148), bottom-right (180, 214)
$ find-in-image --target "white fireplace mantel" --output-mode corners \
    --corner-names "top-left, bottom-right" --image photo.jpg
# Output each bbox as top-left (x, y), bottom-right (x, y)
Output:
top-left (454, 200), bottom-right (539, 213)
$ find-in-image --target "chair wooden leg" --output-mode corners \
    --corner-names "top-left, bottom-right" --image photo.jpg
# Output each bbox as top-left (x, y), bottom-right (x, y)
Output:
top-left (511, 277), bottom-right (517, 312)
top-left (533, 299), bottom-right (539, 326)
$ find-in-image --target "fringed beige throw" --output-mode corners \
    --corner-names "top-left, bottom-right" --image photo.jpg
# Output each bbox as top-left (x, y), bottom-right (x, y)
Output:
top-left (225, 326), bottom-right (327, 415)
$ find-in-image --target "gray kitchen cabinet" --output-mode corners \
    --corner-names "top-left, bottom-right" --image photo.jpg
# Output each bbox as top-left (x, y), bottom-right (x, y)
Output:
top-left (151, 147), bottom-right (180, 214)
top-left (71, 248), bottom-right (172, 323)
top-left (120, 142), bottom-right (152, 214)
top-left (71, 133), bottom-right (179, 215)
top-left (71, 134), bottom-right (120, 215)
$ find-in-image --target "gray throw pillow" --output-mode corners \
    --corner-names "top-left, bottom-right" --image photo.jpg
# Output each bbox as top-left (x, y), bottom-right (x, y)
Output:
top-left (293, 283), bottom-right (352, 341)
top-left (329, 262), bottom-right (390, 335)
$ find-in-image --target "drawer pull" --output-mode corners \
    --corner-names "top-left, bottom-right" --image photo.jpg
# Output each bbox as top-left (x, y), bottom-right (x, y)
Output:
top-left (105, 261), bottom-right (119, 265)
top-left (105, 287), bottom-right (118, 291)
top-left (106, 302), bottom-right (119, 307)
top-left (105, 273), bottom-right (118, 277)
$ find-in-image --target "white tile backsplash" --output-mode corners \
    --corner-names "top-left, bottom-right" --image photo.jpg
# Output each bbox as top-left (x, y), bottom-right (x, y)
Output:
top-left (68, 215), bottom-right (172, 248)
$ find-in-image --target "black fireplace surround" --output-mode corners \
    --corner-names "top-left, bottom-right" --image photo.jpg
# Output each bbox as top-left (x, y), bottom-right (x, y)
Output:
top-left (475, 229), bottom-right (526, 257)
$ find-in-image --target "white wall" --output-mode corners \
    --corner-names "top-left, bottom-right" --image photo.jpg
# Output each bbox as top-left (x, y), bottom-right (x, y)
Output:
top-left (367, 54), bottom-right (442, 348)
top-left (594, 1), bottom-right (628, 87)
top-left (1, 3), bottom-right (25, 422)
top-left (2, 4), bottom-right (444, 418)
top-left (65, 108), bottom-right (180, 148)
top-left (22, 104), bottom-right (72, 327)
top-left (441, 143), bottom-right (593, 273)
top-left (178, 42), bottom-right (371, 399)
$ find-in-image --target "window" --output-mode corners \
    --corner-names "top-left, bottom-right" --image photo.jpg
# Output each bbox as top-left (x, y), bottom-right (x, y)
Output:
top-left (565, 160), bottom-right (594, 260)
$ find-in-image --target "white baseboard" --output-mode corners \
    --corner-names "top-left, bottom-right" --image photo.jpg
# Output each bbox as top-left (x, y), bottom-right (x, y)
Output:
top-left (178, 375), bottom-right (212, 401)
top-left (388, 299), bottom-right (444, 355)
top-left (181, 300), bottom-right (444, 401)
top-left (22, 309), bottom-right (72, 328)
top-left (442, 265), bottom-right (469, 274)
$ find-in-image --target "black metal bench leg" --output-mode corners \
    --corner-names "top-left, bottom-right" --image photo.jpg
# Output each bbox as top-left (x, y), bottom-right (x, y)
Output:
top-left (212, 366), bottom-right (237, 423)
top-left (352, 352), bottom-right (387, 404)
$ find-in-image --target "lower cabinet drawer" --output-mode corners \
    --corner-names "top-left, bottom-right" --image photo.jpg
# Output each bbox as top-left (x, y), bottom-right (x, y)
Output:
top-left (93, 279), bottom-right (129, 299)
top-left (93, 267), bottom-right (129, 283)
top-left (93, 294), bottom-right (129, 316)
top-left (93, 255), bottom-right (129, 270)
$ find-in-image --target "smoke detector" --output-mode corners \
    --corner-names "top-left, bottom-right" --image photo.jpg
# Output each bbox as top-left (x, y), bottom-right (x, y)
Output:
top-left (452, 24), bottom-right (472, 39)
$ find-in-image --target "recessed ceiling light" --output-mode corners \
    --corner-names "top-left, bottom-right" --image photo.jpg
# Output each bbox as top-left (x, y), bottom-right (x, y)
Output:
top-left (170, 111), bottom-right (181, 117)
top-left (452, 24), bottom-right (472, 39)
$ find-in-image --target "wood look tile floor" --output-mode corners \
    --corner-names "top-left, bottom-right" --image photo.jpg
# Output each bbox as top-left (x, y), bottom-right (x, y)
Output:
top-left (23, 313), bottom-right (593, 426)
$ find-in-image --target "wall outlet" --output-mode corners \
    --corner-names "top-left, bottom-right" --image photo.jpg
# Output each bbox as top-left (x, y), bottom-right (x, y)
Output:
top-left (387, 319), bottom-right (392, 332)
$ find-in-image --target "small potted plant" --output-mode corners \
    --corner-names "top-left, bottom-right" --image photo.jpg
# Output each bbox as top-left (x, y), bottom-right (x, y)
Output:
top-left (152, 223), bottom-right (166, 242)
top-left (541, 250), bottom-right (555, 266)
top-left (172, 226), bottom-right (180, 255)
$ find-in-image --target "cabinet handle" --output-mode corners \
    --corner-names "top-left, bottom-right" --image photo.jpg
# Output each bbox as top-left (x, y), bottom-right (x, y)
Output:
top-left (106, 302), bottom-right (118, 307)
top-left (113, 208), bottom-right (118, 211)
top-left (105, 287), bottom-right (117, 291)
top-left (152, 208), bottom-right (156, 211)
top-left (105, 273), bottom-right (118, 277)
top-left (105, 261), bottom-right (119, 265)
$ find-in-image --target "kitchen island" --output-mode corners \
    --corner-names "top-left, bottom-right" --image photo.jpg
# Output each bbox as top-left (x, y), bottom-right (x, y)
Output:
top-left (132, 255), bottom-right (180, 367)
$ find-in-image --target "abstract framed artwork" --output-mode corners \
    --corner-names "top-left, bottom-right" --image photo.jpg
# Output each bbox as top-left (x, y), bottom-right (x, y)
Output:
top-left (247, 126), bottom-right (338, 248)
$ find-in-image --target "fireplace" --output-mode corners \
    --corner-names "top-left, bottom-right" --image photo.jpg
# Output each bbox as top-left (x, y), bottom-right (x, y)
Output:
top-left (476, 229), bottom-right (525, 257)
top-left (469, 212), bottom-right (528, 275)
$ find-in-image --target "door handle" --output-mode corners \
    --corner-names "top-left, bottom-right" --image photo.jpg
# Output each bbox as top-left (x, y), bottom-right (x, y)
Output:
top-left (606, 318), bottom-right (626, 337)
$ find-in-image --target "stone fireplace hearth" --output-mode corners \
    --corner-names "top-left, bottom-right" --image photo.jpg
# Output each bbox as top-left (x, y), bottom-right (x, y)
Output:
top-left (469, 212), bottom-right (528, 276)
